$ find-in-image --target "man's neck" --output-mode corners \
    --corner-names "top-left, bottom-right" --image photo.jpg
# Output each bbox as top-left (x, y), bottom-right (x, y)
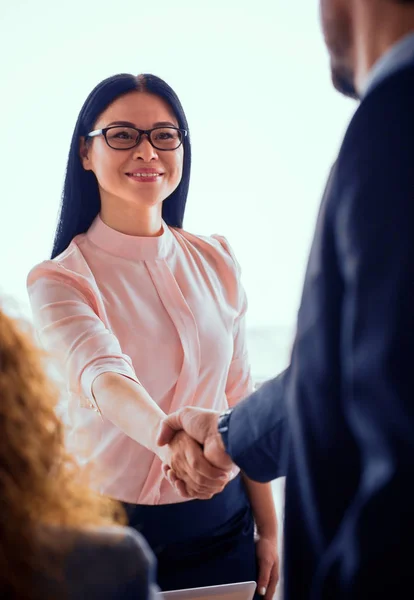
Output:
top-left (353, 2), bottom-right (414, 93)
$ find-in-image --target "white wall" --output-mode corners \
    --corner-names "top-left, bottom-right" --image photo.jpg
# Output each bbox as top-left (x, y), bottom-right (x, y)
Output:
top-left (1, 0), bottom-right (355, 331)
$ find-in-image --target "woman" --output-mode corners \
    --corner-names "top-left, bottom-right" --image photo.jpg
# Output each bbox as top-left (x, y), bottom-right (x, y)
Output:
top-left (27, 73), bottom-right (279, 597)
top-left (0, 303), bottom-right (158, 599)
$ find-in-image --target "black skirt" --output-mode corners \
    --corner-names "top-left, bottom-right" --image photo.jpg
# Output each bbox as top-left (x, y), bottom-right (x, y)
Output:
top-left (122, 475), bottom-right (258, 592)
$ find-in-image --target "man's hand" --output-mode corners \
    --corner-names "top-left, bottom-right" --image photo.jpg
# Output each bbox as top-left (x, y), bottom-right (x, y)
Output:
top-left (159, 430), bottom-right (230, 499)
top-left (157, 407), bottom-right (236, 497)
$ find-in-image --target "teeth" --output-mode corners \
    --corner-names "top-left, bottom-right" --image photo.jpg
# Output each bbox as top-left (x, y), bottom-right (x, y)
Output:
top-left (130, 173), bottom-right (160, 177)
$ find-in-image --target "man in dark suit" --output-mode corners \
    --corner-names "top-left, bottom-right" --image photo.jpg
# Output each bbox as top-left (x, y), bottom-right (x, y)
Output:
top-left (158, 1), bottom-right (414, 598)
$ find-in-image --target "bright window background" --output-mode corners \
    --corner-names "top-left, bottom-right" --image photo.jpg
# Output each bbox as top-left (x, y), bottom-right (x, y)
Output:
top-left (1, 2), bottom-right (357, 594)
top-left (0, 0), bottom-right (355, 596)
top-left (0, 0), bottom-right (355, 378)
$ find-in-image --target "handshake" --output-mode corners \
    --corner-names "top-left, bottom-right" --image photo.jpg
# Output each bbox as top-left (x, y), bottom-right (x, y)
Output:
top-left (157, 407), bottom-right (237, 500)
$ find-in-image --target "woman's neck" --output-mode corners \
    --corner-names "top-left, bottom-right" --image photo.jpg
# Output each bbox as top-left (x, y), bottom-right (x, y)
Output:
top-left (99, 203), bottom-right (163, 237)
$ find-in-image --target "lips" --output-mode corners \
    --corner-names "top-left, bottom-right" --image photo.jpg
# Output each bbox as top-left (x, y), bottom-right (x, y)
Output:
top-left (126, 169), bottom-right (164, 176)
top-left (127, 172), bottom-right (162, 178)
top-left (125, 170), bottom-right (164, 183)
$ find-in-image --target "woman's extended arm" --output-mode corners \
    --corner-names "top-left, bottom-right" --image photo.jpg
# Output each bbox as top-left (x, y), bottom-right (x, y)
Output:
top-left (28, 267), bottom-right (230, 498)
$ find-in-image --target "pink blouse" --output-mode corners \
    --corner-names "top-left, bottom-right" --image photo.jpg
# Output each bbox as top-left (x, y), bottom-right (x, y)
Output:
top-left (27, 216), bottom-right (253, 505)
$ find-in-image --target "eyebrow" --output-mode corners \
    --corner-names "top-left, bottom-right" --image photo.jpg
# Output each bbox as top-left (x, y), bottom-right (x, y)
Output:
top-left (105, 120), bottom-right (177, 128)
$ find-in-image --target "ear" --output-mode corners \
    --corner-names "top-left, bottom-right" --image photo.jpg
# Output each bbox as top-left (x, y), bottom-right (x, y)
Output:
top-left (79, 137), bottom-right (92, 171)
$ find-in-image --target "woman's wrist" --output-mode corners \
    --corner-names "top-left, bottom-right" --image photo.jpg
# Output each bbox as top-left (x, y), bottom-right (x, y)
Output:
top-left (255, 514), bottom-right (278, 540)
top-left (241, 478), bottom-right (278, 542)
top-left (256, 527), bottom-right (278, 541)
top-left (155, 441), bottom-right (171, 463)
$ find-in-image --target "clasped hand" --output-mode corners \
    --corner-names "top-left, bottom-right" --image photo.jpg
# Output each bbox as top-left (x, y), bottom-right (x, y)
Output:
top-left (157, 408), bottom-right (235, 500)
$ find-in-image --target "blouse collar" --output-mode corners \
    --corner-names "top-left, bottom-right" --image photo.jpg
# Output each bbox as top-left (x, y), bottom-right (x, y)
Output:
top-left (86, 215), bottom-right (174, 261)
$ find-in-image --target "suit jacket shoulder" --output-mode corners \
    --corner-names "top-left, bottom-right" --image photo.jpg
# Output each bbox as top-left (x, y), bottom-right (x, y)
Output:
top-left (38, 525), bottom-right (159, 600)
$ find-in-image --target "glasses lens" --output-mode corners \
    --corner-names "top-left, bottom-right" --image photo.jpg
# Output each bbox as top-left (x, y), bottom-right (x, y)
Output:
top-left (150, 127), bottom-right (182, 150)
top-left (106, 127), bottom-right (138, 149)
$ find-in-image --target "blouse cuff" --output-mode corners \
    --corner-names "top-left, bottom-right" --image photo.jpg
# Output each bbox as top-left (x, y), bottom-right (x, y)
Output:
top-left (78, 357), bottom-right (141, 411)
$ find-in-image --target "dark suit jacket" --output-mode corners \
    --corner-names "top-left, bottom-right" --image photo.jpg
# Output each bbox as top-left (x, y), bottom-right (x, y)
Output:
top-left (37, 525), bottom-right (159, 599)
top-left (227, 63), bottom-right (414, 598)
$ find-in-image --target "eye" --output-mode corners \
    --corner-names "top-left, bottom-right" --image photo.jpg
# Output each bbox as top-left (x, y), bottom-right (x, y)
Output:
top-left (149, 128), bottom-right (182, 149)
top-left (105, 127), bottom-right (138, 148)
top-left (154, 130), bottom-right (175, 140)
top-left (108, 127), bottom-right (135, 140)
top-left (115, 131), bottom-right (132, 139)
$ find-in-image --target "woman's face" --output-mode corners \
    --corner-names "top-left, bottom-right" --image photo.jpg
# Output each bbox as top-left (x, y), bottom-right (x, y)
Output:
top-left (81, 91), bottom-right (184, 213)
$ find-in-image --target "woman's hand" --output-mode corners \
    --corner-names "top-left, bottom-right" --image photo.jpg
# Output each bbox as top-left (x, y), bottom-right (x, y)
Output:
top-left (255, 536), bottom-right (279, 600)
top-left (160, 431), bottom-right (232, 500)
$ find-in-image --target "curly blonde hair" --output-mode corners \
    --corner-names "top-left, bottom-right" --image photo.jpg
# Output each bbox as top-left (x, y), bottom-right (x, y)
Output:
top-left (0, 306), bottom-right (125, 598)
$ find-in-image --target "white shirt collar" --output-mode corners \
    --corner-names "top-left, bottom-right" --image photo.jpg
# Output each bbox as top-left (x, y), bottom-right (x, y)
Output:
top-left (360, 31), bottom-right (414, 97)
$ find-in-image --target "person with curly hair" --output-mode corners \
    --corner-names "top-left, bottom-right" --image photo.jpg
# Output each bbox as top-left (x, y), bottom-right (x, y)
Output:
top-left (0, 304), bottom-right (158, 599)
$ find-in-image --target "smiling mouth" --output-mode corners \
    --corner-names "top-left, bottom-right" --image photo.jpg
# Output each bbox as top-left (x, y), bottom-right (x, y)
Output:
top-left (126, 172), bottom-right (163, 178)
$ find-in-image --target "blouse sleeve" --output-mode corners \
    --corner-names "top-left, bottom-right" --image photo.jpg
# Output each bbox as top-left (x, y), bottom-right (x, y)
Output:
top-left (212, 235), bottom-right (254, 407)
top-left (27, 262), bottom-right (141, 412)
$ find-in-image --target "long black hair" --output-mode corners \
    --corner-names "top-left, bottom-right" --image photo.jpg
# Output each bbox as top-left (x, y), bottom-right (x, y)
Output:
top-left (51, 73), bottom-right (191, 259)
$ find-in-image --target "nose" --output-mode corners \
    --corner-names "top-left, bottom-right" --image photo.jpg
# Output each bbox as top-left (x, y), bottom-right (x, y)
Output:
top-left (132, 135), bottom-right (159, 162)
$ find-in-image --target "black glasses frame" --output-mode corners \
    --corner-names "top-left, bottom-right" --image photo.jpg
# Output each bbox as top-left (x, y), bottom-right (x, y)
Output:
top-left (86, 125), bottom-right (188, 151)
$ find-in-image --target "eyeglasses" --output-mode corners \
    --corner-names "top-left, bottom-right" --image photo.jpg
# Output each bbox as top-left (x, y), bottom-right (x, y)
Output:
top-left (86, 125), bottom-right (187, 151)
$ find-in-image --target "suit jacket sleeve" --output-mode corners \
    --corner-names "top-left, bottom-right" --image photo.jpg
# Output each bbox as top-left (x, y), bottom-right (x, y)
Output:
top-left (314, 73), bottom-right (414, 598)
top-left (225, 368), bottom-right (289, 482)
